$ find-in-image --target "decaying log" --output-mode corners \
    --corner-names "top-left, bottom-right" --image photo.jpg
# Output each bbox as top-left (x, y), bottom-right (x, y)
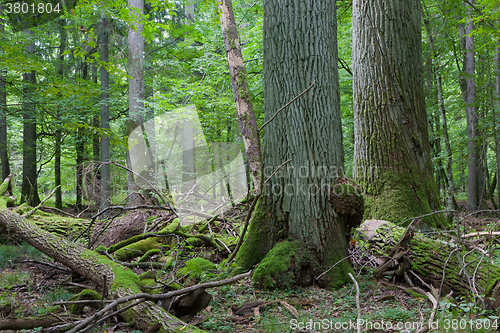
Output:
top-left (0, 315), bottom-right (79, 330)
top-left (0, 210), bottom-right (205, 333)
top-left (359, 220), bottom-right (500, 308)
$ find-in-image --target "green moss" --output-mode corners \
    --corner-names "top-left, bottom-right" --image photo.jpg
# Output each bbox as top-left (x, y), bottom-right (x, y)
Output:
top-left (70, 289), bottom-right (101, 314)
top-left (138, 249), bottom-right (161, 263)
top-left (0, 177), bottom-right (10, 196)
top-left (252, 240), bottom-right (300, 289)
top-left (362, 170), bottom-right (446, 228)
top-left (234, 196), bottom-right (272, 273)
top-left (177, 257), bottom-right (215, 279)
top-left (185, 237), bottom-right (204, 247)
top-left (0, 196), bottom-right (13, 210)
top-left (114, 237), bottom-right (161, 261)
top-left (139, 271), bottom-right (155, 280)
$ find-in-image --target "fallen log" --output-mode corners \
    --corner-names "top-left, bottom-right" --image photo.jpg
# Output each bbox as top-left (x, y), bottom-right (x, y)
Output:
top-left (358, 220), bottom-right (500, 308)
top-left (0, 210), bottom-right (205, 333)
top-left (0, 315), bottom-right (79, 331)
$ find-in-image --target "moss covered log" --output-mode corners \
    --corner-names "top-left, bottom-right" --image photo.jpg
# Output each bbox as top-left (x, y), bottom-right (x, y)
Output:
top-left (360, 220), bottom-right (500, 306)
top-left (0, 210), bottom-right (205, 333)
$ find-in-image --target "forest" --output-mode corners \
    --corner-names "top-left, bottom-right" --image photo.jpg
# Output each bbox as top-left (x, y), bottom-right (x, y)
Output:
top-left (0, 0), bottom-right (500, 332)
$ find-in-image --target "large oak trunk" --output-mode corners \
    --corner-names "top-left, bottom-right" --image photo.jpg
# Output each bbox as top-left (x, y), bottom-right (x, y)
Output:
top-left (352, 0), bottom-right (444, 227)
top-left (235, 0), bottom-right (355, 289)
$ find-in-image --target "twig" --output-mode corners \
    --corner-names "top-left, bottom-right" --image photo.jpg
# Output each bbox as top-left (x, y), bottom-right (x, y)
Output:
top-left (264, 159), bottom-right (292, 184)
top-left (259, 80), bottom-right (316, 132)
top-left (53, 300), bottom-right (113, 305)
top-left (40, 205), bottom-right (78, 218)
top-left (22, 186), bottom-right (59, 218)
top-left (226, 192), bottom-right (260, 264)
top-left (348, 273), bottom-right (361, 333)
top-left (68, 270), bottom-right (253, 333)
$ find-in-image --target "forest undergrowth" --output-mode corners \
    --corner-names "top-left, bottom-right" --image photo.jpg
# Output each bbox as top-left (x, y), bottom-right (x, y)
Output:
top-left (0, 201), bottom-right (499, 333)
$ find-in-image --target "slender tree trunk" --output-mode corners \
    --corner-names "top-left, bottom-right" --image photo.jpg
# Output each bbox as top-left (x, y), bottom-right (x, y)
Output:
top-left (423, 11), bottom-right (457, 218)
top-left (100, 17), bottom-right (111, 210)
top-left (92, 63), bottom-right (101, 204)
top-left (76, 127), bottom-right (84, 211)
top-left (464, 0), bottom-right (479, 211)
top-left (21, 31), bottom-right (40, 206)
top-left (495, 43), bottom-right (500, 209)
top-left (0, 9), bottom-right (10, 189)
top-left (55, 20), bottom-right (66, 209)
top-left (217, 0), bottom-right (262, 191)
top-left (127, 0), bottom-right (146, 206)
top-left (236, 0), bottom-right (356, 289)
top-left (352, 0), bottom-right (444, 227)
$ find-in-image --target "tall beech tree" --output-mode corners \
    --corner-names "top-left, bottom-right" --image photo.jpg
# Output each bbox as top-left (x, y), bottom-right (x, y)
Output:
top-left (352, 0), bottom-right (444, 227)
top-left (100, 17), bottom-right (111, 209)
top-left (55, 20), bottom-right (66, 210)
top-left (235, 0), bottom-right (358, 288)
top-left (0, 10), bottom-right (9, 188)
top-left (126, 0), bottom-right (146, 206)
top-left (463, 0), bottom-right (479, 211)
top-left (21, 31), bottom-right (40, 206)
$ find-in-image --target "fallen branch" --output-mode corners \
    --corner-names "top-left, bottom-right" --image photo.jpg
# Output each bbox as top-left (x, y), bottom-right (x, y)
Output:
top-left (69, 270), bottom-right (253, 333)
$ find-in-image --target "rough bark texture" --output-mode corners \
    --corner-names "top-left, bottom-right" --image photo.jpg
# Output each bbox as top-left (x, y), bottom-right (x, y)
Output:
top-left (235, 0), bottom-right (353, 289)
top-left (464, 0), bottom-right (479, 212)
top-left (352, 0), bottom-right (444, 228)
top-left (100, 17), bottom-right (111, 210)
top-left (360, 220), bottom-right (500, 307)
top-left (21, 31), bottom-right (41, 206)
top-left (217, 0), bottom-right (262, 191)
top-left (0, 210), bottom-right (204, 333)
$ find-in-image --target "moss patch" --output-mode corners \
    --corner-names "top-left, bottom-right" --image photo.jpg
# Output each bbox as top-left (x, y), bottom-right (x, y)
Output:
top-left (70, 289), bottom-right (101, 314)
top-left (252, 240), bottom-right (300, 289)
top-left (233, 196), bottom-right (272, 273)
top-left (361, 171), bottom-right (446, 228)
top-left (177, 257), bottom-right (216, 280)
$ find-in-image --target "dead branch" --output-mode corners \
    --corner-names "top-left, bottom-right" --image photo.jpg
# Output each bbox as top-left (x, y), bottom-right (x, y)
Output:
top-left (68, 270), bottom-right (252, 333)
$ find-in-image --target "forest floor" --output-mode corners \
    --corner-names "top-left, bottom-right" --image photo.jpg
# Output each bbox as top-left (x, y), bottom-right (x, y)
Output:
top-left (0, 203), bottom-right (499, 333)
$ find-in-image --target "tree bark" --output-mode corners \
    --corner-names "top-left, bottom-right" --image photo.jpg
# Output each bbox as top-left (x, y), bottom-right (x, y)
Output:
top-left (126, 0), bottom-right (146, 207)
top-left (0, 210), bottom-right (204, 333)
top-left (55, 19), bottom-right (66, 210)
top-left (235, 0), bottom-right (354, 289)
top-left (0, 10), bottom-right (10, 191)
top-left (352, 0), bottom-right (444, 228)
top-left (100, 17), bottom-right (111, 210)
top-left (217, 0), bottom-right (262, 191)
top-left (495, 43), bottom-right (500, 209)
top-left (76, 127), bottom-right (84, 211)
top-left (464, 0), bottom-right (479, 211)
top-left (21, 30), bottom-right (41, 207)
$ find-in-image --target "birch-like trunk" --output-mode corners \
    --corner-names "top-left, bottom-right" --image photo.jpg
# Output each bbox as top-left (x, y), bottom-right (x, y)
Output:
top-left (217, 0), bottom-right (262, 191)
